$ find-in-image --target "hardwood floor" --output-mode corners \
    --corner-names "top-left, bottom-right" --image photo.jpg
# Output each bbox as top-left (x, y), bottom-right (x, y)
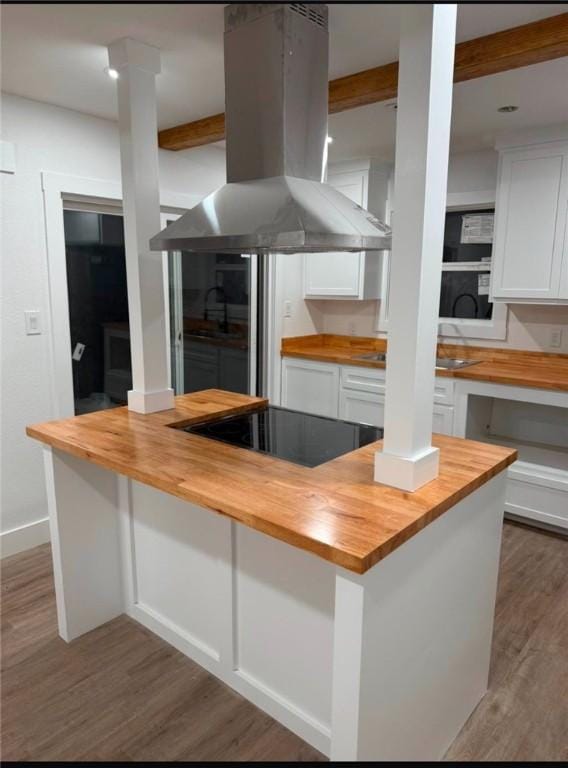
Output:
top-left (446, 521), bottom-right (568, 762)
top-left (1, 521), bottom-right (566, 761)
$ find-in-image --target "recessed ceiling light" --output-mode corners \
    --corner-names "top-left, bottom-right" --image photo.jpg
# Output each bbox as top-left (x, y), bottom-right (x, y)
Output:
top-left (497, 105), bottom-right (518, 113)
top-left (105, 67), bottom-right (119, 80)
top-left (326, 136), bottom-right (333, 144)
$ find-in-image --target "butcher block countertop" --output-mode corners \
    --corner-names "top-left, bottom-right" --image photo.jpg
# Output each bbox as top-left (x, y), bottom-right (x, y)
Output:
top-left (282, 334), bottom-right (568, 392)
top-left (27, 390), bottom-right (516, 574)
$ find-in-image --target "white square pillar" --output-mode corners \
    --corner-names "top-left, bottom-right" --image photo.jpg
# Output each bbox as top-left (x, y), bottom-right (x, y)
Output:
top-left (374, 5), bottom-right (457, 491)
top-left (108, 38), bottom-right (174, 413)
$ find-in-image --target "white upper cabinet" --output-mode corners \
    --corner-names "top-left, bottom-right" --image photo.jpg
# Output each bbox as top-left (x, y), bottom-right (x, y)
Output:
top-left (303, 160), bottom-right (391, 300)
top-left (491, 139), bottom-right (568, 303)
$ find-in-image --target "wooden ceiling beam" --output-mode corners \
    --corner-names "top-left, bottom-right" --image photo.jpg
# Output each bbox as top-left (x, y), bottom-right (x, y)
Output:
top-left (158, 13), bottom-right (568, 151)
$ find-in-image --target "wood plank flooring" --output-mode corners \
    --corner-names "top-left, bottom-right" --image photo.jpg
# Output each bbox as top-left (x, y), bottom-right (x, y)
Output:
top-left (1, 521), bottom-right (566, 761)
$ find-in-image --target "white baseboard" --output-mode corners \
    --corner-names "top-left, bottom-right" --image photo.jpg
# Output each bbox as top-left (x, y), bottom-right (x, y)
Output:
top-left (1, 517), bottom-right (51, 559)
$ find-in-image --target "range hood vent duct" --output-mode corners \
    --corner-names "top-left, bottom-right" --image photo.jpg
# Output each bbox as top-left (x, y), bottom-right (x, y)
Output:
top-left (150, 3), bottom-right (392, 254)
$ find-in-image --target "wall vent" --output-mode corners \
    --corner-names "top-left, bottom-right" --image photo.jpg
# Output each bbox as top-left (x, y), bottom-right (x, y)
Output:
top-left (290, 3), bottom-right (327, 30)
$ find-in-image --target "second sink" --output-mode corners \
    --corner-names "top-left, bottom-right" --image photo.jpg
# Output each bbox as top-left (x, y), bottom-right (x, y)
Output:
top-left (354, 352), bottom-right (480, 370)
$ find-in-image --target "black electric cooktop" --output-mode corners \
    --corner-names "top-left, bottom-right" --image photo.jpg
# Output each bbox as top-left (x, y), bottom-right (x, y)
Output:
top-left (179, 405), bottom-right (383, 468)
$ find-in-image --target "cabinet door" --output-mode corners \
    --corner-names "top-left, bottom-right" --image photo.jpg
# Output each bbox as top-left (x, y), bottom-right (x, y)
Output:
top-left (304, 170), bottom-right (366, 299)
top-left (304, 252), bottom-right (364, 298)
top-left (339, 389), bottom-right (385, 428)
top-left (559, 197), bottom-right (568, 300)
top-left (432, 404), bottom-right (454, 436)
top-left (281, 358), bottom-right (339, 418)
top-left (492, 144), bottom-right (568, 300)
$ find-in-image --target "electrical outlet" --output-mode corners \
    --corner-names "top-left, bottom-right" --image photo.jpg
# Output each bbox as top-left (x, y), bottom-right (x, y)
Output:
top-left (549, 327), bottom-right (563, 349)
top-left (283, 300), bottom-right (292, 319)
top-left (348, 321), bottom-right (357, 336)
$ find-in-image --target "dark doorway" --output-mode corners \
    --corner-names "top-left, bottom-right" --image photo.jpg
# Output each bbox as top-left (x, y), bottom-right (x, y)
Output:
top-left (63, 209), bottom-right (131, 414)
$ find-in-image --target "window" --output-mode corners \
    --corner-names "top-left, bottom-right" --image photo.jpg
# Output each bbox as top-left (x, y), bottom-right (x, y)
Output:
top-left (440, 208), bottom-right (494, 320)
top-left (378, 201), bottom-right (508, 340)
top-left (438, 206), bottom-right (507, 339)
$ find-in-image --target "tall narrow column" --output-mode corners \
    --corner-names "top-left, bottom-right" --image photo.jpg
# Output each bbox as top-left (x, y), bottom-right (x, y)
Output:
top-left (108, 38), bottom-right (174, 413)
top-left (374, 5), bottom-right (456, 491)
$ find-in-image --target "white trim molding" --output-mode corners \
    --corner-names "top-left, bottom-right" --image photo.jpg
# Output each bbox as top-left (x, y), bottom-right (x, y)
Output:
top-left (0, 140), bottom-right (16, 174)
top-left (41, 171), bottom-right (198, 419)
top-left (0, 517), bottom-right (50, 559)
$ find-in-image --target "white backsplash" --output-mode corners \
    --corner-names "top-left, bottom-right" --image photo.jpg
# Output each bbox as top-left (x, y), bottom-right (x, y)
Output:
top-left (315, 299), bottom-right (568, 353)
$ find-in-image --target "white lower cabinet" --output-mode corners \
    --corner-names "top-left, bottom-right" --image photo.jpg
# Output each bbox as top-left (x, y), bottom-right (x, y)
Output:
top-left (339, 388), bottom-right (454, 435)
top-left (455, 379), bottom-right (568, 531)
top-left (340, 389), bottom-right (386, 427)
top-left (281, 358), bottom-right (340, 418)
top-left (281, 358), bottom-right (454, 435)
top-left (281, 356), bottom-right (566, 532)
top-left (339, 364), bottom-right (454, 434)
top-left (432, 404), bottom-right (454, 436)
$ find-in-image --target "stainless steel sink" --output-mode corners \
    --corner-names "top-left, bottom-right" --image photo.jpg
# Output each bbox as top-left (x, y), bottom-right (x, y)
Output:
top-left (435, 358), bottom-right (480, 370)
top-left (354, 352), bottom-right (480, 370)
top-left (354, 352), bottom-right (387, 363)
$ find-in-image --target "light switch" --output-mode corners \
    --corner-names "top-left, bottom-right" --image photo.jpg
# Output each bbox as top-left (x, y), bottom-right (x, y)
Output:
top-left (24, 310), bottom-right (41, 335)
top-left (72, 342), bottom-right (86, 361)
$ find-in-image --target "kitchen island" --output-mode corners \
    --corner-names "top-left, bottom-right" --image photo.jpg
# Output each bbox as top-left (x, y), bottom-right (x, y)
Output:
top-left (28, 390), bottom-right (516, 760)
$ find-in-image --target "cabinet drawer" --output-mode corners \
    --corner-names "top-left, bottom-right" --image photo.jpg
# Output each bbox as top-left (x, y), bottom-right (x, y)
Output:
top-left (341, 365), bottom-right (386, 395)
top-left (433, 377), bottom-right (455, 405)
top-left (506, 462), bottom-right (568, 530)
top-left (339, 391), bottom-right (454, 435)
top-left (339, 389), bottom-right (385, 428)
top-left (341, 366), bottom-right (453, 404)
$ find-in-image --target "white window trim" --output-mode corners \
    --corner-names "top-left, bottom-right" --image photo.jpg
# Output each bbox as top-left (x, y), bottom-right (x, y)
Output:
top-left (377, 190), bottom-right (508, 341)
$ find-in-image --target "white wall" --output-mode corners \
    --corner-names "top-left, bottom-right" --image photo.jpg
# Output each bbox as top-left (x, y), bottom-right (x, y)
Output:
top-left (1, 93), bottom-right (226, 555)
top-left (315, 150), bottom-right (568, 352)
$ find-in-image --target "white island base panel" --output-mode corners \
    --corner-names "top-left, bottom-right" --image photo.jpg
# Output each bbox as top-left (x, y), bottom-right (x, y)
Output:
top-left (43, 446), bottom-right (506, 760)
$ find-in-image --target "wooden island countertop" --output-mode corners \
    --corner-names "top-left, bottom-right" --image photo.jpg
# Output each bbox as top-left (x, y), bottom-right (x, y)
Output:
top-left (282, 334), bottom-right (568, 392)
top-left (27, 390), bottom-right (516, 574)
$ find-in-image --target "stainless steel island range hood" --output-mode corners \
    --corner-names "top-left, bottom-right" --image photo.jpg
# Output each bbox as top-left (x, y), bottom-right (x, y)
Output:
top-left (150, 3), bottom-right (392, 254)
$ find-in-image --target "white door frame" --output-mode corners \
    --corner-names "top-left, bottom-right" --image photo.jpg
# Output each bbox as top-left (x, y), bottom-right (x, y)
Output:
top-left (264, 253), bottom-right (285, 404)
top-left (168, 250), bottom-right (260, 397)
top-left (167, 247), bottom-right (185, 395)
top-left (246, 253), bottom-right (259, 396)
top-left (41, 171), bottom-right (199, 418)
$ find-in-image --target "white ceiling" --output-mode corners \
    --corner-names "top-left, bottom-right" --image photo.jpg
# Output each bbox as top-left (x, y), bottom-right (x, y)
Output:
top-left (329, 57), bottom-right (568, 161)
top-left (2, 3), bottom-right (567, 160)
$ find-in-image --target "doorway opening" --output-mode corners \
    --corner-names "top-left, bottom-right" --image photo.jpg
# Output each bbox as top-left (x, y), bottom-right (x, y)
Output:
top-left (63, 206), bottom-right (130, 415)
top-left (63, 204), bottom-right (263, 416)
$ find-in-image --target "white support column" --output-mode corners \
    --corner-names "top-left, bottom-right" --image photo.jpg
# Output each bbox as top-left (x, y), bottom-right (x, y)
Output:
top-left (374, 5), bottom-right (456, 491)
top-left (108, 38), bottom-right (174, 413)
